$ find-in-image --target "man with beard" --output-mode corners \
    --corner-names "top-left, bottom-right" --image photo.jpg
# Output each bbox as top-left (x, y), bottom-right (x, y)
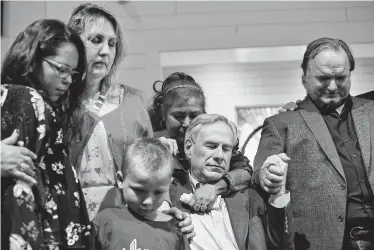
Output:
top-left (253, 37), bottom-right (374, 250)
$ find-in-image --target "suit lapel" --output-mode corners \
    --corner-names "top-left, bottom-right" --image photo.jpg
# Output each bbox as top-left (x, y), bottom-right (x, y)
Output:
top-left (352, 106), bottom-right (371, 169)
top-left (299, 109), bottom-right (346, 182)
top-left (225, 191), bottom-right (249, 250)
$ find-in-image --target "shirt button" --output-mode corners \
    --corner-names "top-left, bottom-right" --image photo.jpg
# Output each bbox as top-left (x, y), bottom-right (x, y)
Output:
top-left (344, 140), bottom-right (348, 142)
top-left (361, 179), bottom-right (365, 183)
top-left (340, 185), bottom-right (346, 190)
top-left (352, 154), bottom-right (356, 158)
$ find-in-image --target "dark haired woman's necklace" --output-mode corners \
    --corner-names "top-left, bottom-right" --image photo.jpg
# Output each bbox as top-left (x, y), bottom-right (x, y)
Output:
top-left (93, 91), bottom-right (106, 112)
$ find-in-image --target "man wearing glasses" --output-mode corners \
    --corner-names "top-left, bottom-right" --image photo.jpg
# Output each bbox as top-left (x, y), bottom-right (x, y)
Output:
top-left (253, 37), bottom-right (374, 249)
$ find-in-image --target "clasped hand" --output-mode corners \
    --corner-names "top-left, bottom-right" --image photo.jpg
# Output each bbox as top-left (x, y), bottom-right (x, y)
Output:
top-left (259, 153), bottom-right (290, 194)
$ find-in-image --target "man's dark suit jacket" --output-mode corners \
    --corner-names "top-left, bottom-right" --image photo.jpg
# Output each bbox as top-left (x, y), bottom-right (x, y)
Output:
top-left (170, 168), bottom-right (294, 250)
top-left (357, 90), bottom-right (374, 101)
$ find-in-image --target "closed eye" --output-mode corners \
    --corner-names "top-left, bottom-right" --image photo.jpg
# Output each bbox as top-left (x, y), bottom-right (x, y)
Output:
top-left (91, 35), bottom-right (103, 44)
top-left (108, 39), bottom-right (117, 47)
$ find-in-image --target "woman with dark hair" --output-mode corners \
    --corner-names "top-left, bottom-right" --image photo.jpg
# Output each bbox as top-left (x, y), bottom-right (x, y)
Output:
top-left (149, 72), bottom-right (252, 212)
top-left (1, 19), bottom-right (90, 249)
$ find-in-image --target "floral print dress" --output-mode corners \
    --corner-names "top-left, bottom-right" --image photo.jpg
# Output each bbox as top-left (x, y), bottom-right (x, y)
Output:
top-left (1, 84), bottom-right (91, 250)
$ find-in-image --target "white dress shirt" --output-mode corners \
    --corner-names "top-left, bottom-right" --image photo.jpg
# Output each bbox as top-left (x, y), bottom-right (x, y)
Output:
top-left (182, 175), bottom-right (291, 250)
top-left (188, 175), bottom-right (239, 250)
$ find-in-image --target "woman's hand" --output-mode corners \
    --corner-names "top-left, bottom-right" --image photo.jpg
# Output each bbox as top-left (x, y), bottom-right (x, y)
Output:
top-left (162, 207), bottom-right (196, 241)
top-left (278, 100), bottom-right (302, 113)
top-left (1, 129), bottom-right (37, 186)
top-left (188, 184), bottom-right (218, 212)
top-left (158, 137), bottom-right (178, 156)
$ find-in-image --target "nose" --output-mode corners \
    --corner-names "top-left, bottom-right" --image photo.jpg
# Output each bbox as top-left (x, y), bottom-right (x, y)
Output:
top-left (327, 78), bottom-right (338, 91)
top-left (213, 145), bottom-right (224, 162)
top-left (182, 116), bottom-right (191, 128)
top-left (99, 42), bottom-right (110, 55)
top-left (62, 74), bottom-right (73, 85)
top-left (142, 196), bottom-right (153, 207)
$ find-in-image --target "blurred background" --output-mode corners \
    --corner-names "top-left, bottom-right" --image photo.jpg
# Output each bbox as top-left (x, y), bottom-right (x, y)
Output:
top-left (1, 1), bottom-right (374, 162)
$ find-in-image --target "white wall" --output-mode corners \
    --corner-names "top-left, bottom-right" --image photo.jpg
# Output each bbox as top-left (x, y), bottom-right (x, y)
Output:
top-left (2, 1), bottom-right (374, 116)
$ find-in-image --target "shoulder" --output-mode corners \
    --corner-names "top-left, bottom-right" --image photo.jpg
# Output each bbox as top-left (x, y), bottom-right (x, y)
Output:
top-left (116, 84), bottom-right (147, 108)
top-left (2, 84), bottom-right (43, 101)
top-left (262, 111), bottom-right (301, 130)
top-left (1, 85), bottom-right (46, 116)
top-left (353, 96), bottom-right (374, 109)
top-left (120, 84), bottom-right (143, 97)
top-left (94, 207), bottom-right (124, 223)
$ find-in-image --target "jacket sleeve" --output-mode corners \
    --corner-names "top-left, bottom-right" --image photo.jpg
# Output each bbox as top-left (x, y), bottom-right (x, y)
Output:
top-left (265, 202), bottom-right (294, 250)
top-left (230, 138), bottom-right (253, 175)
top-left (252, 117), bottom-right (285, 189)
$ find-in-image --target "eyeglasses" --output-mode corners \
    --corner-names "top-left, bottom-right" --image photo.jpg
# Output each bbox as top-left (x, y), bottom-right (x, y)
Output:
top-left (42, 58), bottom-right (80, 80)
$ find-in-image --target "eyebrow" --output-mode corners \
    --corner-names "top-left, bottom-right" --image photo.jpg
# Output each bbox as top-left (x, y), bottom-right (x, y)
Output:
top-left (87, 33), bottom-right (117, 40)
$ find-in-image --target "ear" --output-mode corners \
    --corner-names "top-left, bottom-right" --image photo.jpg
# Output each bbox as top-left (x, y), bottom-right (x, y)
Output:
top-left (116, 170), bottom-right (124, 189)
top-left (301, 75), bottom-right (307, 88)
top-left (184, 138), bottom-right (193, 160)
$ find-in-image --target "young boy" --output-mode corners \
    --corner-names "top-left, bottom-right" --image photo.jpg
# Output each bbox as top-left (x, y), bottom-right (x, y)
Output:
top-left (92, 138), bottom-right (191, 250)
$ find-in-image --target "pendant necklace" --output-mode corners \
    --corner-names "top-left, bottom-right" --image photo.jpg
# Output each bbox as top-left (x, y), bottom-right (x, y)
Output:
top-left (93, 90), bottom-right (106, 112)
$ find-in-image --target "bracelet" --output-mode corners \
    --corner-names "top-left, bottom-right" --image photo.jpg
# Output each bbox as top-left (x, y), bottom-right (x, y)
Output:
top-left (222, 174), bottom-right (235, 197)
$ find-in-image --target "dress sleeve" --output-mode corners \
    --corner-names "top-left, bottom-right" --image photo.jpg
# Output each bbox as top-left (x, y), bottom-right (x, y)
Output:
top-left (229, 138), bottom-right (253, 175)
top-left (0, 85), bottom-right (48, 249)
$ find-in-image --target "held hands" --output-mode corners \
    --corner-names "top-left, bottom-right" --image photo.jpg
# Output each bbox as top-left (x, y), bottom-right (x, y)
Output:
top-left (1, 129), bottom-right (37, 186)
top-left (159, 137), bottom-right (178, 156)
top-left (259, 153), bottom-right (290, 195)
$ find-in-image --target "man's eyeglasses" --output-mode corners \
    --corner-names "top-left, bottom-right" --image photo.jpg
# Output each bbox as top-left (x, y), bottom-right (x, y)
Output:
top-left (43, 58), bottom-right (80, 80)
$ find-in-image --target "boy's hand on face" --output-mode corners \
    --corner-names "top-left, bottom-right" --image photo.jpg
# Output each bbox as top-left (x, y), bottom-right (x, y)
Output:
top-left (162, 207), bottom-right (196, 241)
top-left (158, 137), bottom-right (179, 156)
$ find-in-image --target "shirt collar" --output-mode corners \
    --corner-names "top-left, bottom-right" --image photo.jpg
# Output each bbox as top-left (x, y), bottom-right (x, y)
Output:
top-left (299, 95), bottom-right (353, 114)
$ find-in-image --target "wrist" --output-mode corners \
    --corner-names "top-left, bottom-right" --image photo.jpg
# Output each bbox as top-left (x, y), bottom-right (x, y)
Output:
top-left (221, 173), bottom-right (235, 197)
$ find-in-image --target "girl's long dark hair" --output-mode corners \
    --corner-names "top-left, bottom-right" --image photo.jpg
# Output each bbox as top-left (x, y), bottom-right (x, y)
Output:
top-left (1, 19), bottom-right (87, 143)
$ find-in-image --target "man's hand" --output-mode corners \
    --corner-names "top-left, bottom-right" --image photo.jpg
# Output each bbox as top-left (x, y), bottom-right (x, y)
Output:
top-left (159, 137), bottom-right (178, 156)
top-left (259, 153), bottom-right (290, 194)
top-left (278, 100), bottom-right (302, 113)
top-left (163, 207), bottom-right (196, 241)
top-left (1, 130), bottom-right (37, 186)
top-left (187, 184), bottom-right (218, 212)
